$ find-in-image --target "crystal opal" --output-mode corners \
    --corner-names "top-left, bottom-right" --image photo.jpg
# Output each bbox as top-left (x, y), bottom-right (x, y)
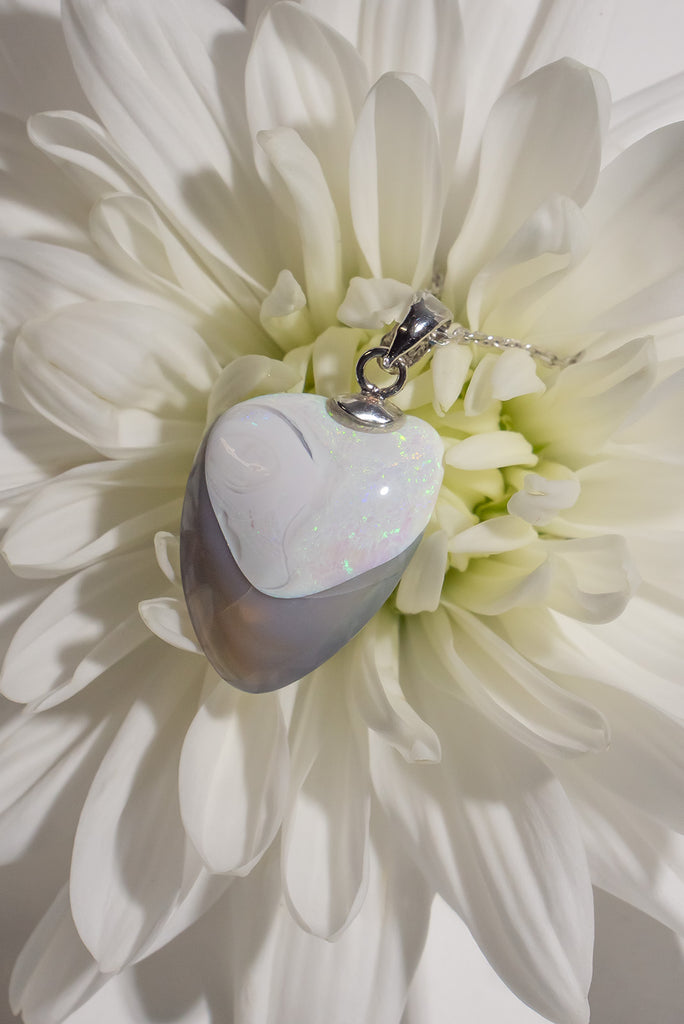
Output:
top-left (180, 394), bottom-right (444, 692)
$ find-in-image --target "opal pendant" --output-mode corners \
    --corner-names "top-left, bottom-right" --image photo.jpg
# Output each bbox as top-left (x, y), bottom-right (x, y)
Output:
top-left (180, 392), bottom-right (444, 692)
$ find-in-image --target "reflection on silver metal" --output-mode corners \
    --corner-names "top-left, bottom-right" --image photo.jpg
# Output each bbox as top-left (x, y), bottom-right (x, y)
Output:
top-left (335, 290), bottom-right (585, 432)
top-left (338, 291), bottom-right (451, 431)
top-left (355, 346), bottom-right (407, 399)
top-left (383, 292), bottom-right (452, 369)
top-left (327, 393), bottom-right (405, 431)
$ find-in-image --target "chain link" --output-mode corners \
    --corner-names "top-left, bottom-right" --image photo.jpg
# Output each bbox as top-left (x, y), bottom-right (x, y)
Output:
top-left (443, 324), bottom-right (583, 369)
top-left (353, 292), bottom-right (584, 408)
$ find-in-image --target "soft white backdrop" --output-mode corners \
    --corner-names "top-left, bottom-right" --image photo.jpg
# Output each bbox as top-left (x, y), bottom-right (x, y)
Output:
top-left (2, 1), bottom-right (684, 1021)
top-left (3, 861), bottom-right (684, 1024)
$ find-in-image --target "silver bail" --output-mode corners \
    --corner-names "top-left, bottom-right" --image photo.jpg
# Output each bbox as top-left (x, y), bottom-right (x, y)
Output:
top-left (327, 291), bottom-right (453, 433)
top-left (382, 291), bottom-right (452, 370)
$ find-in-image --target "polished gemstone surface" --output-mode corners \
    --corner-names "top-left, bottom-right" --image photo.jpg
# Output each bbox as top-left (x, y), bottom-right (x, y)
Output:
top-left (180, 432), bottom-right (422, 692)
top-left (203, 393), bottom-right (444, 598)
top-left (180, 393), bottom-right (444, 692)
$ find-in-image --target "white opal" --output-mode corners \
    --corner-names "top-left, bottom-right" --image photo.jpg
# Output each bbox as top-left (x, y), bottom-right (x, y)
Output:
top-left (180, 393), bottom-right (445, 691)
top-left (203, 393), bottom-right (444, 598)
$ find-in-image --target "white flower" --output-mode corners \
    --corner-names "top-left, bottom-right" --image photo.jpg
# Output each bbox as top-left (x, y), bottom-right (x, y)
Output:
top-left (1, 2), bottom-right (684, 1023)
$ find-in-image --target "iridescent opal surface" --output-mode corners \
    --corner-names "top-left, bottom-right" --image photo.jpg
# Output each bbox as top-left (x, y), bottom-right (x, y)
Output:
top-left (203, 393), bottom-right (443, 598)
top-left (180, 393), bottom-right (444, 692)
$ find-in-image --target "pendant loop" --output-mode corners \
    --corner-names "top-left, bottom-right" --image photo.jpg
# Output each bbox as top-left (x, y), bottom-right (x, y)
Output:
top-left (330, 289), bottom-right (584, 433)
top-left (356, 346), bottom-right (407, 399)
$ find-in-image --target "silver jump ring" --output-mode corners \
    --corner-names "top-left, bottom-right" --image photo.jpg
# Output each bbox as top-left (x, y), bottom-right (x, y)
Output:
top-left (355, 347), bottom-right (407, 399)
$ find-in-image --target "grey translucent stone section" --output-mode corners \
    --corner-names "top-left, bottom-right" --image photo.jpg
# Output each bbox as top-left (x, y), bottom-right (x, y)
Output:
top-left (180, 434), bottom-right (421, 694)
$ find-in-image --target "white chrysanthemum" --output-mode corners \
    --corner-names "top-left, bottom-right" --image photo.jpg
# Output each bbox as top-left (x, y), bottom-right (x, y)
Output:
top-left (2, 1), bottom-right (684, 1022)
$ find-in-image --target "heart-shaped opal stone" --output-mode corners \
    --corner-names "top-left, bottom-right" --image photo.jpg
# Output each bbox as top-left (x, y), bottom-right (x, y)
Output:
top-left (180, 393), bottom-right (443, 692)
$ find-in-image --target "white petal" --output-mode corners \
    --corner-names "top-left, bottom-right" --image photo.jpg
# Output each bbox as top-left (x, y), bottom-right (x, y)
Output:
top-left (405, 892), bottom-right (563, 1024)
top-left (28, 108), bottom-right (133, 197)
top-left (300, 0), bottom-right (363, 44)
top-left (433, 487), bottom-right (477, 537)
top-left (10, 887), bottom-right (104, 1024)
top-left (179, 678), bottom-right (288, 875)
top-left (562, 772), bottom-right (684, 936)
top-left (545, 535), bottom-right (639, 623)
top-left (136, 862), bottom-right (231, 962)
top-left (445, 59), bottom-right (607, 307)
top-left (431, 341), bottom-right (472, 415)
top-left (0, 648), bottom-right (140, 865)
top-left (62, 0), bottom-right (274, 296)
top-left (348, 610), bottom-right (441, 763)
top-left (0, 707), bottom-right (99, 865)
top-left (444, 543), bottom-right (552, 616)
top-left (16, 302), bottom-right (218, 456)
top-left (356, 0), bottom-right (465, 154)
top-left (246, 1), bottom-right (367, 242)
top-left (510, 337), bottom-right (656, 464)
top-left (509, 473), bottom-right (581, 527)
top-left (462, 352), bottom-right (499, 416)
top-left (371, 685), bottom-right (593, 1024)
top-left (456, 0), bottom-right (617, 187)
top-left (89, 193), bottom-right (233, 318)
top-left (2, 458), bottom-right (185, 578)
top-left (312, 326), bottom-right (364, 398)
top-left (260, 269), bottom-right (315, 352)
top-left (0, 112), bottom-right (88, 245)
top-left (613, 366), bottom-right (684, 464)
top-left (593, 586), bottom-right (684, 696)
top-left (395, 530), bottom-right (449, 615)
top-left (448, 516), bottom-right (537, 557)
top-left (0, 559), bottom-right (50, 659)
top-left (1, 549), bottom-right (158, 707)
top-left (466, 195), bottom-right (590, 336)
top-left (532, 122), bottom-right (684, 335)
top-left (12, 869), bottom-right (228, 1023)
top-left (0, 239), bottom-right (153, 355)
top-left (32, 114), bottom-right (269, 372)
top-left (153, 530), bottom-right (181, 586)
top-left (0, 403), bottom-right (93, 498)
top-left (138, 596), bottom-right (202, 655)
top-left (393, 368), bottom-right (437, 412)
top-left (491, 349), bottom-right (546, 401)
top-left (32, 121), bottom-right (267, 353)
top-left (218, 829), bottom-right (431, 1024)
top-left (206, 353), bottom-right (302, 424)
top-left (501, 602), bottom-right (684, 721)
top-left (445, 431), bottom-right (537, 470)
top-left (521, 0), bottom-right (684, 103)
top-left (337, 276), bottom-right (413, 330)
top-left (260, 267), bottom-right (307, 320)
top-left (421, 607), bottom-right (609, 758)
top-left (259, 127), bottom-right (345, 329)
top-left (560, 674), bottom-right (684, 833)
top-left (283, 657), bottom-right (370, 939)
top-left (560, 456), bottom-right (684, 534)
top-left (608, 70), bottom-right (684, 158)
top-left (70, 646), bottom-right (204, 971)
top-left (350, 72), bottom-right (442, 288)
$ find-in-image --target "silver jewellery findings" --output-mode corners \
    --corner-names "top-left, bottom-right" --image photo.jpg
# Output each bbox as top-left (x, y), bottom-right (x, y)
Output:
top-left (327, 291), bottom-right (583, 432)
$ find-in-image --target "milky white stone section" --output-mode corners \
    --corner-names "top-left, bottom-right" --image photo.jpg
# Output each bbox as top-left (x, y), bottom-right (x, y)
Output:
top-left (204, 393), bottom-right (444, 598)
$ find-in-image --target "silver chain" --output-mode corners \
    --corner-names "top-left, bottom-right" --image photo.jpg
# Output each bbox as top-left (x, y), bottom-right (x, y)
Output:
top-left (443, 323), bottom-right (583, 369)
top-left (328, 292), bottom-right (584, 431)
top-left (362, 291), bottom-right (584, 393)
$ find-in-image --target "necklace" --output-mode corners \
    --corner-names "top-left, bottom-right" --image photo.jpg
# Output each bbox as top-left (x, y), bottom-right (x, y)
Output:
top-left (180, 292), bottom-right (582, 692)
